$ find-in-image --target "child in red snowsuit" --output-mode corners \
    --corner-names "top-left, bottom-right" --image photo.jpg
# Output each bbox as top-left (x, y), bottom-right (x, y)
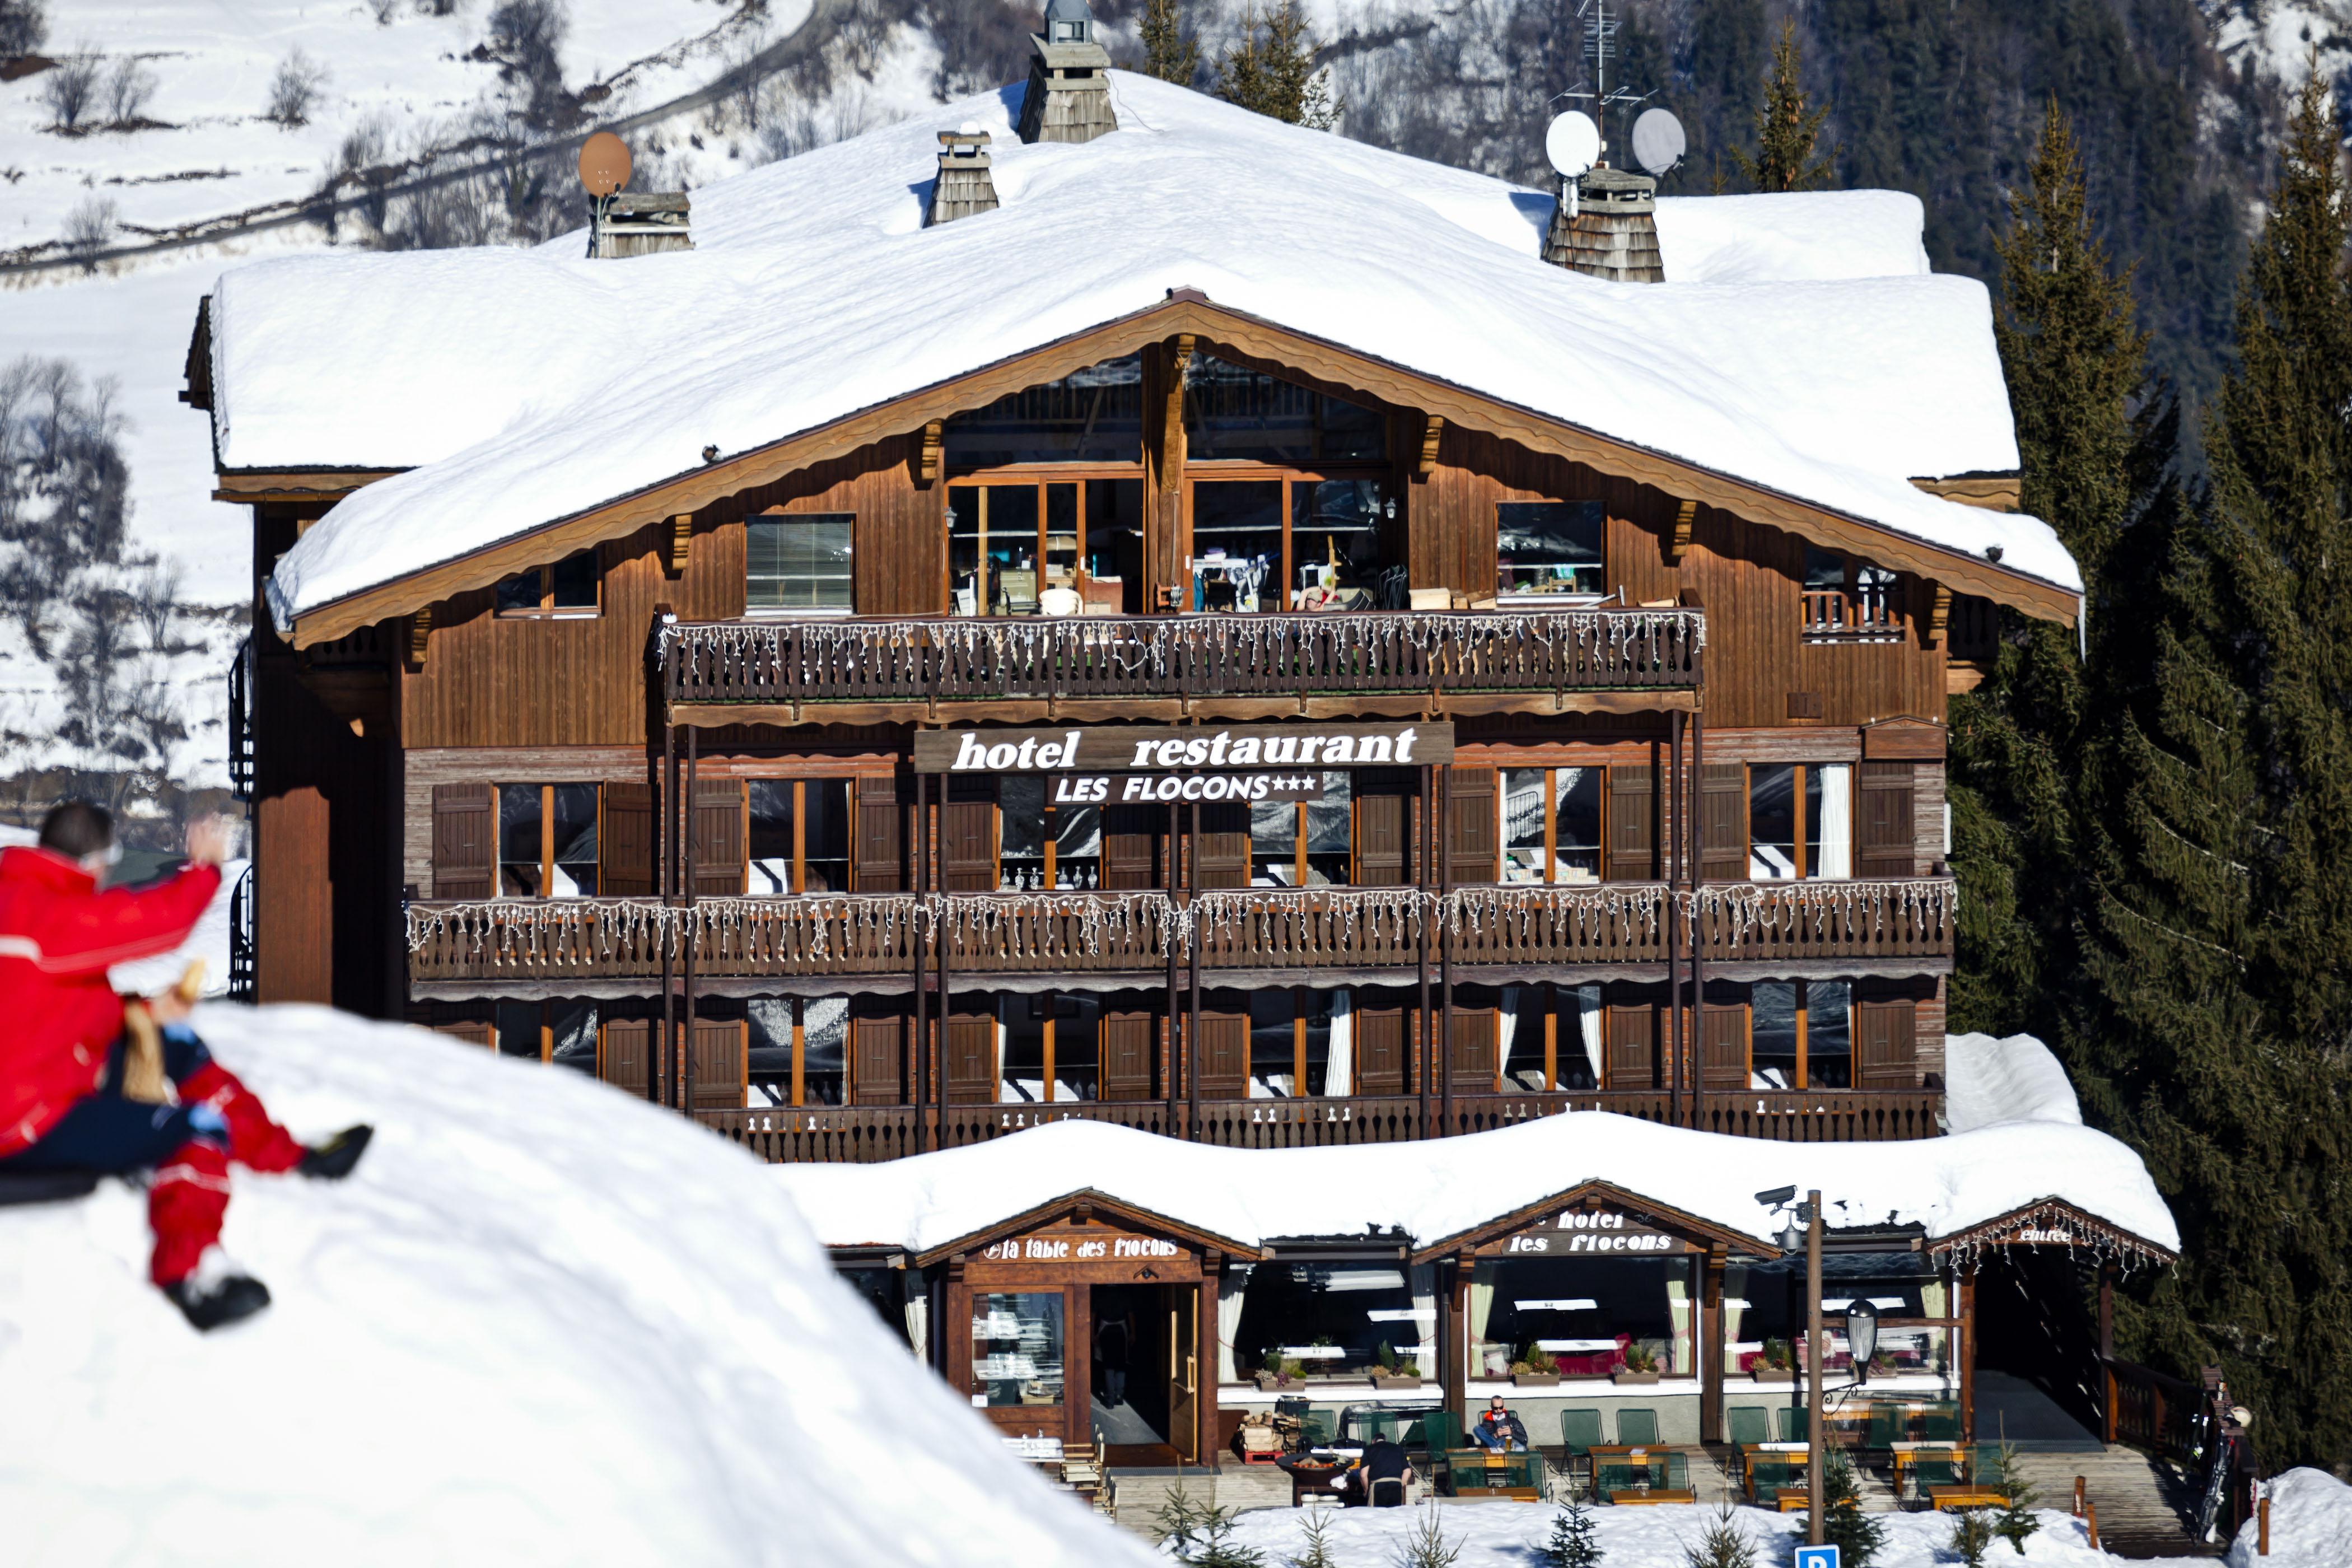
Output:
top-left (0, 802), bottom-right (368, 1331)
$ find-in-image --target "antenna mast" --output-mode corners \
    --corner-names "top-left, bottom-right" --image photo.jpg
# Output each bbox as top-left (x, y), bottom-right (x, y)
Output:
top-left (1562, 0), bottom-right (1650, 165)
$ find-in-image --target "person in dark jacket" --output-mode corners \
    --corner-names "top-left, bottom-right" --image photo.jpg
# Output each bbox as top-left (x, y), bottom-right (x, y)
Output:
top-left (1356, 1435), bottom-right (1416, 1506)
top-left (0, 802), bottom-right (370, 1331)
top-left (1469, 1394), bottom-right (1530, 1452)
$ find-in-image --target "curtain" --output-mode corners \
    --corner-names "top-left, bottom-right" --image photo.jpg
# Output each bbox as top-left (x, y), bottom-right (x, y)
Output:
top-left (1722, 1267), bottom-right (1750, 1372)
top-left (1816, 763), bottom-right (1852, 879)
top-left (1217, 1266), bottom-right (1253, 1383)
top-left (1498, 987), bottom-right (1524, 1087)
top-left (1408, 1263), bottom-right (1438, 1369)
top-left (1468, 1262), bottom-right (1502, 1377)
top-left (1667, 1266), bottom-right (1693, 1376)
top-left (1577, 985), bottom-right (1603, 1086)
top-left (904, 1291), bottom-right (930, 1362)
top-left (1322, 990), bottom-right (1352, 1098)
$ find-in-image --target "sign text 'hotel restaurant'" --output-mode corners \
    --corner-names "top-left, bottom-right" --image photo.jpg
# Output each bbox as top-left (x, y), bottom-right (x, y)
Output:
top-left (913, 722), bottom-right (1454, 779)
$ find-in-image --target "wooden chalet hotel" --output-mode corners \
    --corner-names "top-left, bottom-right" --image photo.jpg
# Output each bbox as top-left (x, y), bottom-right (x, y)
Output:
top-left (192, 10), bottom-right (2191, 1488)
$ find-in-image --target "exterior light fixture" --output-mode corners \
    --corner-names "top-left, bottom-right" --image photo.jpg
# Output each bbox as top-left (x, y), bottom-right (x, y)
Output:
top-left (1846, 1298), bottom-right (1879, 1384)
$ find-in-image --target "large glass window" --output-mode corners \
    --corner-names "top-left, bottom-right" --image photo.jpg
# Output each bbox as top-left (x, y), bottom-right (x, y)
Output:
top-left (1749, 980), bottom-right (1849, 1090)
top-left (1469, 1255), bottom-right (1697, 1380)
top-left (1184, 353), bottom-right (1386, 464)
top-left (942, 353), bottom-right (1143, 468)
top-left (1725, 1254), bottom-right (1950, 1379)
top-left (1231, 1259), bottom-right (1435, 1379)
top-left (1750, 764), bottom-right (1852, 880)
top-left (970, 1291), bottom-right (1065, 1408)
top-left (1086, 478), bottom-right (1145, 614)
top-left (1498, 767), bottom-right (1602, 884)
top-left (497, 783), bottom-right (597, 898)
top-left (747, 996), bottom-right (848, 1107)
top-left (1251, 773), bottom-right (1351, 886)
top-left (991, 992), bottom-right (1100, 1103)
top-left (1496, 501), bottom-right (1605, 601)
top-left (747, 514), bottom-right (852, 613)
top-left (1290, 480), bottom-right (1385, 610)
top-left (746, 779), bottom-right (854, 895)
top-left (494, 551), bottom-right (600, 617)
top-left (1808, 980), bottom-right (1852, 1087)
top-left (1190, 480), bottom-right (1284, 612)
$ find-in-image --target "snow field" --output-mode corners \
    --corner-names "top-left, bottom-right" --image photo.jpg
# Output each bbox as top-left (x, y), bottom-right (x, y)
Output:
top-left (0, 1002), bottom-right (1155, 1568)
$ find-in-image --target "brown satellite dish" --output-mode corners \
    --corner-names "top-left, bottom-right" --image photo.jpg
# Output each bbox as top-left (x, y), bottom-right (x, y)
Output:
top-left (578, 132), bottom-right (631, 197)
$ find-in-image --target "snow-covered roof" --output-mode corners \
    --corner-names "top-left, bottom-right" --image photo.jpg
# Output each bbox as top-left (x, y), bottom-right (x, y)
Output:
top-left (774, 1108), bottom-right (2178, 1263)
top-left (1944, 1032), bottom-right (2084, 1135)
top-left (0, 1004), bottom-right (1154, 1566)
top-left (205, 72), bottom-right (2076, 633)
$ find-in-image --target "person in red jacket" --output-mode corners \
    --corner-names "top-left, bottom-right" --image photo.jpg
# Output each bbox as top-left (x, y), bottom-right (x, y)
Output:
top-left (0, 801), bottom-right (370, 1331)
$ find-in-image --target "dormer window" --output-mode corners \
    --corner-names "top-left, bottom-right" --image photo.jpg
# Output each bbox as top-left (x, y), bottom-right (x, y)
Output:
top-left (494, 551), bottom-right (599, 618)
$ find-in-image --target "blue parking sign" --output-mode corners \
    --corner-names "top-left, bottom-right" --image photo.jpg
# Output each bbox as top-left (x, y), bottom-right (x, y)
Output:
top-left (1793, 1548), bottom-right (1841, 1568)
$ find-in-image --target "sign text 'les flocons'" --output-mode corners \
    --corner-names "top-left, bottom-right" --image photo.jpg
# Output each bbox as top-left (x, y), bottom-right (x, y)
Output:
top-left (913, 722), bottom-right (1455, 776)
top-left (980, 1234), bottom-right (1183, 1263)
top-left (1497, 1210), bottom-right (1691, 1256)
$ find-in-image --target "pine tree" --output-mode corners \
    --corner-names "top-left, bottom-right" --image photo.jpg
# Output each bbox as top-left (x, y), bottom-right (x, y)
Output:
top-left (1138, 0), bottom-right (1199, 87)
top-left (1285, 1504), bottom-right (1338, 1568)
top-left (1948, 1508), bottom-right (1995, 1568)
top-left (1949, 104), bottom-right (2149, 1035)
top-left (1987, 1438), bottom-right (2041, 1554)
top-left (1216, 3), bottom-right (1340, 129)
top-left (1541, 1494), bottom-right (1603, 1567)
top-left (1817, 1448), bottom-right (1887, 1568)
top-left (1733, 21), bottom-right (1831, 192)
top-left (2073, 63), bottom-right (2352, 1471)
top-left (1680, 1504), bottom-right (1756, 1568)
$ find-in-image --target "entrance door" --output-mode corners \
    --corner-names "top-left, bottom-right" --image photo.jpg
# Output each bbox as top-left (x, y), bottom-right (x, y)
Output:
top-left (1168, 1285), bottom-right (1200, 1463)
top-left (1090, 1282), bottom-right (1173, 1462)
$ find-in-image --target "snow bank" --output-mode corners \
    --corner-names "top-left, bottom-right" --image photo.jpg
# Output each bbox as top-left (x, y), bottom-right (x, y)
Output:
top-left (1945, 1032), bottom-right (2084, 1133)
top-left (1655, 189), bottom-right (1934, 283)
top-left (221, 72), bottom-right (2074, 631)
top-left (0, 1004), bottom-right (1154, 1568)
top-left (1222, 1499), bottom-right (2116, 1566)
top-left (2229, 1469), bottom-right (2352, 1568)
top-left (776, 1103), bottom-right (2178, 1259)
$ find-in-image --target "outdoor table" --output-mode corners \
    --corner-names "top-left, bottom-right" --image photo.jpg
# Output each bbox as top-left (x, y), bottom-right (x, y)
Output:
top-left (1739, 1443), bottom-right (1808, 1504)
top-left (1930, 1487), bottom-right (2006, 1511)
top-left (1608, 1489), bottom-right (1698, 1506)
top-left (1586, 1444), bottom-right (1686, 1495)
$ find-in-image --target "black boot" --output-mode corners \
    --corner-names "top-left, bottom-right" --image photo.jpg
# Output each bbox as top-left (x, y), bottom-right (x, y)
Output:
top-left (164, 1263), bottom-right (272, 1333)
top-left (299, 1124), bottom-right (373, 1180)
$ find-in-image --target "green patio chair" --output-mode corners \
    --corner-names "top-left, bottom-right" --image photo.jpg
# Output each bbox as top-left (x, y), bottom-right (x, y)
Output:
top-left (1725, 1407), bottom-right (1769, 1448)
top-left (1443, 1448), bottom-right (1491, 1496)
top-left (1294, 1410), bottom-right (1336, 1450)
top-left (1412, 1411), bottom-right (1464, 1454)
top-left (1614, 1408), bottom-right (1660, 1447)
top-left (1664, 1452), bottom-right (1691, 1491)
top-left (1866, 1402), bottom-right (1905, 1450)
top-left (1776, 1406), bottom-right (1807, 1441)
top-left (1749, 1459), bottom-right (1803, 1503)
top-left (1921, 1404), bottom-right (1963, 1442)
top-left (1560, 1408), bottom-right (1604, 1457)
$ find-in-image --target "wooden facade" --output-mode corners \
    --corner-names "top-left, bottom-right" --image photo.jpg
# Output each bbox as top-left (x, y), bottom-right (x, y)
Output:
top-left (206, 307), bottom-right (2056, 1161)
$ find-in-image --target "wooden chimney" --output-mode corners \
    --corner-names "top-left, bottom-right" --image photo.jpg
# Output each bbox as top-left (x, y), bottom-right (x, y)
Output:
top-left (1543, 167), bottom-right (1663, 283)
top-left (1018, 0), bottom-right (1117, 145)
top-left (927, 127), bottom-right (1000, 226)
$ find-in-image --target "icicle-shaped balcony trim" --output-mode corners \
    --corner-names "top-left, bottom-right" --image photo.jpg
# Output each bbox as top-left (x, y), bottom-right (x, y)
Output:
top-left (404, 878), bottom-right (1952, 976)
top-left (657, 608), bottom-right (1705, 706)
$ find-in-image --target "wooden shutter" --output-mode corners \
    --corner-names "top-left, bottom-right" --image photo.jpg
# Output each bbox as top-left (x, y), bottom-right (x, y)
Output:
top-left (945, 1014), bottom-right (997, 1103)
top-left (1353, 1004), bottom-right (1405, 1095)
top-left (854, 773), bottom-right (904, 892)
top-left (1195, 802), bottom-right (1250, 889)
top-left (1854, 992), bottom-right (1917, 1089)
top-left (1448, 1004), bottom-right (1497, 1088)
top-left (1700, 764), bottom-right (1746, 884)
top-left (1356, 787), bottom-right (1410, 886)
top-left (1103, 1011), bottom-right (1156, 1101)
top-left (600, 1018), bottom-right (650, 1094)
top-left (600, 782), bottom-right (656, 897)
top-left (1102, 805), bottom-right (1161, 889)
top-left (1700, 986), bottom-right (1749, 1089)
top-left (1606, 767), bottom-right (1657, 882)
top-left (690, 1019), bottom-right (744, 1111)
top-left (1856, 762), bottom-right (1916, 878)
top-left (850, 1005), bottom-right (904, 1104)
top-left (692, 779), bottom-right (745, 898)
top-left (941, 802), bottom-right (997, 892)
top-left (1445, 767), bottom-right (1499, 885)
top-left (430, 1016), bottom-right (494, 1050)
top-left (1195, 1009), bottom-right (1248, 1100)
top-left (431, 782), bottom-right (496, 899)
top-left (1604, 984), bottom-right (1658, 1089)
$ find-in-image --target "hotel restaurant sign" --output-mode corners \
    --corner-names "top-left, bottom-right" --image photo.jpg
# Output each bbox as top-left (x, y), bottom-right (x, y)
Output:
top-left (913, 722), bottom-right (1454, 805)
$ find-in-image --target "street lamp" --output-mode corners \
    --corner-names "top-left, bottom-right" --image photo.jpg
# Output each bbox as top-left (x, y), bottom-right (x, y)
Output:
top-left (1847, 1298), bottom-right (1880, 1387)
top-left (1757, 1184), bottom-right (1826, 1547)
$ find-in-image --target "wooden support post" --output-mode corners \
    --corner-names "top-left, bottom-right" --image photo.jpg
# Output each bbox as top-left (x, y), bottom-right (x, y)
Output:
top-left (1690, 710), bottom-right (1705, 1131)
top-left (917, 420), bottom-right (942, 487)
top-left (1700, 1248), bottom-right (1724, 1444)
top-left (407, 606), bottom-right (431, 670)
top-left (1667, 718), bottom-right (1682, 1127)
top-left (1187, 800), bottom-right (1201, 1134)
top-left (2073, 1476), bottom-right (2086, 1516)
top-left (682, 725), bottom-right (698, 1117)
top-left (1166, 799), bottom-right (1180, 1135)
top-left (2084, 1501), bottom-right (2099, 1552)
top-left (1417, 764), bottom-right (1432, 1139)
top-left (2258, 1492), bottom-right (2270, 1556)
top-left (1926, 582), bottom-right (1952, 648)
top-left (1416, 413), bottom-right (1444, 478)
top-left (914, 769), bottom-right (929, 1151)
top-left (1960, 1271), bottom-right (1978, 1443)
top-left (1807, 1189), bottom-right (1824, 1546)
top-left (668, 513), bottom-right (692, 577)
top-left (1439, 764), bottom-right (1453, 1135)
top-left (659, 720), bottom-right (675, 1107)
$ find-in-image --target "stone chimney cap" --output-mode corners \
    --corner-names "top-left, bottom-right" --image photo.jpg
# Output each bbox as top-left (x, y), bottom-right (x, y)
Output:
top-left (1044, 0), bottom-right (1095, 44)
top-left (1578, 167), bottom-right (1657, 212)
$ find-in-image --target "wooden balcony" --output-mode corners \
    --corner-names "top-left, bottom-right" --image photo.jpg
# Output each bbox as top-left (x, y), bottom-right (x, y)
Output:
top-left (404, 878), bottom-right (1953, 991)
top-left (698, 1088), bottom-right (1944, 1164)
top-left (657, 607), bottom-right (1705, 723)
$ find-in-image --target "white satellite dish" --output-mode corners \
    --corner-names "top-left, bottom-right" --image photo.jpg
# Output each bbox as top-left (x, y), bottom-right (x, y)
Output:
top-left (1544, 110), bottom-right (1602, 179)
top-left (1631, 107), bottom-right (1687, 176)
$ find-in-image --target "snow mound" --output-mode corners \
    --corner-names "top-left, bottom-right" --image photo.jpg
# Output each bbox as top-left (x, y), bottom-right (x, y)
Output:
top-left (0, 1004), bottom-right (1152, 1568)
top-left (1944, 1032), bottom-right (2084, 1133)
top-left (1655, 189), bottom-right (1934, 283)
top-left (2230, 1469), bottom-right (2352, 1568)
top-left (1222, 1499), bottom-right (2115, 1566)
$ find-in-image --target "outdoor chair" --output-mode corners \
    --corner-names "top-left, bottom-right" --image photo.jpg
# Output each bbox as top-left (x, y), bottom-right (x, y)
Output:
top-left (1908, 1446), bottom-right (1974, 1502)
top-left (1614, 1408), bottom-right (1660, 1447)
top-left (1776, 1406), bottom-right (1807, 1441)
top-left (1410, 1411), bottom-right (1463, 1454)
top-left (1725, 1407), bottom-right (1769, 1448)
top-left (1294, 1411), bottom-right (1336, 1450)
top-left (1921, 1405), bottom-right (1963, 1442)
top-left (1560, 1408), bottom-right (1604, 1458)
top-left (1866, 1402), bottom-right (1906, 1450)
top-left (1749, 1459), bottom-right (1804, 1504)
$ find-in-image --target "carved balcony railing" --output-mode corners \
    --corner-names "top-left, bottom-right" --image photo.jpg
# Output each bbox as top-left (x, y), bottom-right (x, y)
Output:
top-left (699, 1088), bottom-right (1945, 1164)
top-left (658, 608), bottom-right (1705, 711)
top-left (404, 878), bottom-right (1952, 986)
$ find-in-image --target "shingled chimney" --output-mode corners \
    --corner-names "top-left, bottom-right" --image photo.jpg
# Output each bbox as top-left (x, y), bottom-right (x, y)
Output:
top-left (1018, 0), bottom-right (1117, 144)
top-left (927, 125), bottom-right (1000, 226)
top-left (1543, 167), bottom-right (1663, 283)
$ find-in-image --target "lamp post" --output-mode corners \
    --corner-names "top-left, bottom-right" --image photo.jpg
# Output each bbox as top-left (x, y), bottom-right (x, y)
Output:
top-left (1756, 1183), bottom-right (1826, 1547)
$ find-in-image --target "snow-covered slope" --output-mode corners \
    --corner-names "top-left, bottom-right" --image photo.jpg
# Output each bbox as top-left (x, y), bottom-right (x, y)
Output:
top-left (2230, 1469), bottom-right (2352, 1568)
top-left (0, 1003), bottom-right (1154, 1568)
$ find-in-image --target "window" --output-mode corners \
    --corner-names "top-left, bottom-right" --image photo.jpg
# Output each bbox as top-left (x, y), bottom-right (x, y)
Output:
top-left (747, 996), bottom-right (847, 1106)
top-left (1291, 479), bottom-right (1387, 606)
top-left (1751, 980), bottom-right (1851, 1089)
top-left (1469, 1254), bottom-right (1697, 1380)
top-left (1250, 773), bottom-right (1351, 886)
top-left (1230, 1259), bottom-right (1434, 1379)
top-left (746, 779), bottom-right (855, 895)
top-left (747, 513), bottom-right (853, 613)
top-left (1748, 764), bottom-right (1855, 880)
top-left (1808, 980), bottom-right (1852, 1087)
top-left (941, 353), bottom-right (1142, 468)
top-left (497, 783), bottom-right (598, 898)
top-left (1496, 501), bottom-right (1605, 601)
top-left (489, 1000), bottom-right (598, 1073)
top-left (985, 776), bottom-right (1099, 891)
top-left (993, 992), bottom-right (1101, 1103)
top-left (1801, 547), bottom-right (1901, 642)
top-left (494, 551), bottom-right (600, 617)
top-left (1725, 1254), bottom-right (1950, 1378)
top-left (1499, 767), bottom-right (1602, 884)
top-left (1184, 476), bottom-right (1395, 614)
top-left (1184, 354), bottom-right (1387, 463)
top-left (970, 1291), bottom-right (1065, 1408)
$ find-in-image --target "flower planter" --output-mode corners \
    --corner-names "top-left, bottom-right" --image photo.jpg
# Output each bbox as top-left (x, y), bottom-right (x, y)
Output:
top-left (1749, 1369), bottom-right (1795, 1383)
top-left (1254, 1373), bottom-right (1300, 1392)
top-left (1612, 1370), bottom-right (1662, 1386)
top-left (1369, 1373), bottom-right (1425, 1390)
top-left (1511, 1372), bottom-right (1562, 1388)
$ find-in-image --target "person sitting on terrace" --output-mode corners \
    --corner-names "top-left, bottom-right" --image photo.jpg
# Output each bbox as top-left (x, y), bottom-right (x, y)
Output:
top-left (1469, 1394), bottom-right (1530, 1452)
top-left (1355, 1434), bottom-right (1415, 1507)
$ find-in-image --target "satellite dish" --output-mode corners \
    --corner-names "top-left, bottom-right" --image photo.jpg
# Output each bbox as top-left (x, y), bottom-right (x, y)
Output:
top-left (1631, 108), bottom-right (1687, 177)
top-left (1544, 111), bottom-right (1602, 179)
top-left (578, 131), bottom-right (632, 197)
